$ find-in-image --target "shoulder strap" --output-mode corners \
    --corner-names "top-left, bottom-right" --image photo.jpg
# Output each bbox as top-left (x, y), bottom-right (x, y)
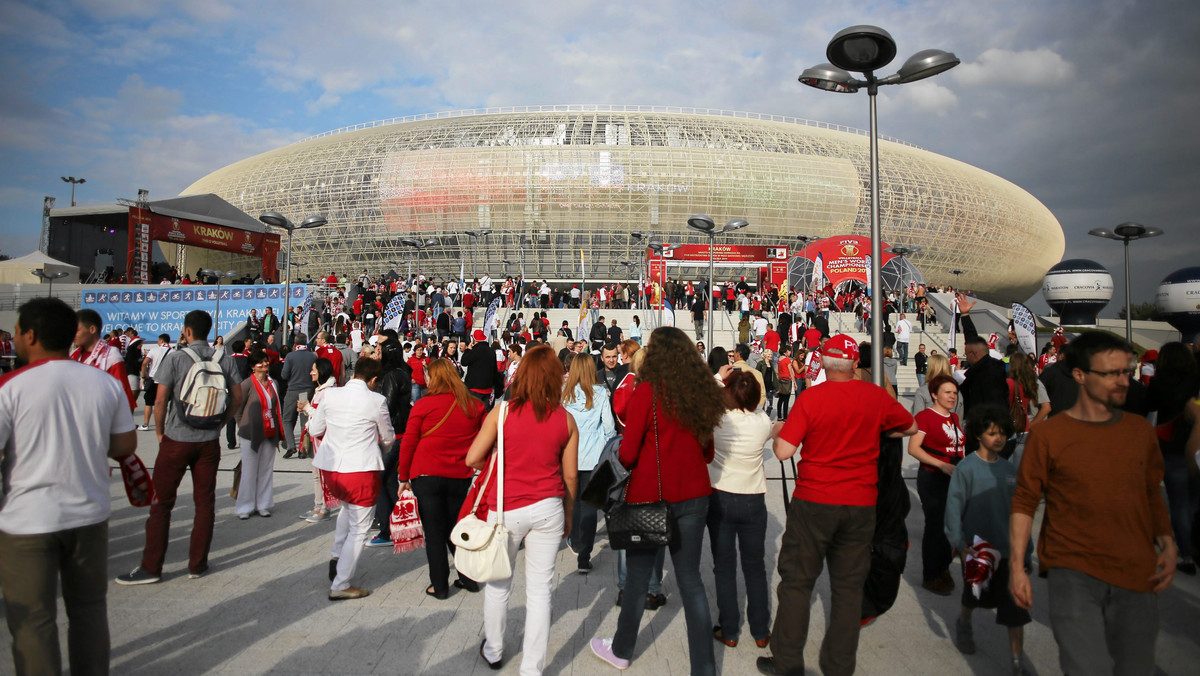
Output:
top-left (652, 395), bottom-right (663, 502)
top-left (421, 403), bottom-right (456, 439)
top-left (183, 348), bottom-right (203, 365)
top-left (496, 401), bottom-right (507, 523)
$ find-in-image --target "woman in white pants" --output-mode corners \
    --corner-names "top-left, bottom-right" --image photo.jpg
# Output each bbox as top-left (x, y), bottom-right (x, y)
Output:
top-left (466, 345), bottom-right (579, 675)
top-left (234, 349), bottom-right (283, 518)
top-left (298, 358), bottom-right (338, 522)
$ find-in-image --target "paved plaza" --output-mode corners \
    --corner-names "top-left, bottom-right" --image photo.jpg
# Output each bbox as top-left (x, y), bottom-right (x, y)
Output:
top-left (2, 424), bottom-right (1198, 675)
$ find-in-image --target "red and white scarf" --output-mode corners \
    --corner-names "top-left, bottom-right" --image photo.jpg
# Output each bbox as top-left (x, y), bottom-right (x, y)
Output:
top-left (250, 375), bottom-right (282, 438)
top-left (74, 340), bottom-right (115, 369)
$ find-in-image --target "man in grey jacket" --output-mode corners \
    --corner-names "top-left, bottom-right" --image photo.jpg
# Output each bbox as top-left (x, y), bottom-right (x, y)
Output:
top-left (280, 334), bottom-right (317, 459)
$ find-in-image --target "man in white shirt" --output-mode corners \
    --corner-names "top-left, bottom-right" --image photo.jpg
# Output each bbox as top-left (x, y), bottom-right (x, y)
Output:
top-left (894, 314), bottom-right (912, 366)
top-left (0, 297), bottom-right (137, 674)
top-left (139, 333), bottom-right (172, 431)
top-left (307, 357), bottom-right (394, 600)
top-left (753, 314), bottom-right (769, 340)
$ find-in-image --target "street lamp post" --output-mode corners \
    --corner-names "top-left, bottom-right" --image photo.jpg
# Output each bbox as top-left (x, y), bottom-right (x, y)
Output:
top-left (800, 25), bottom-right (959, 386)
top-left (687, 215), bottom-right (750, 348)
top-left (259, 211), bottom-right (328, 347)
top-left (885, 245), bottom-right (922, 312)
top-left (630, 232), bottom-right (649, 310)
top-left (401, 237), bottom-right (438, 283)
top-left (31, 269), bottom-right (69, 296)
top-left (461, 230), bottom-right (491, 306)
top-left (1088, 222), bottom-right (1164, 343)
top-left (201, 269), bottom-right (238, 339)
top-left (61, 176), bottom-right (86, 206)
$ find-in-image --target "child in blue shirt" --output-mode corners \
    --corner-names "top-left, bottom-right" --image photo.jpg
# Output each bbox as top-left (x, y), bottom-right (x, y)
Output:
top-left (945, 404), bottom-right (1031, 674)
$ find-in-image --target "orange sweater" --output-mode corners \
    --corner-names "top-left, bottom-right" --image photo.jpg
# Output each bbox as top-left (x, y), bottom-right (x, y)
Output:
top-left (1011, 411), bottom-right (1171, 592)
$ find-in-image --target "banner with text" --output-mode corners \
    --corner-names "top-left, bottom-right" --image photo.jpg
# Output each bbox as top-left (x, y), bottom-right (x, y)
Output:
top-left (81, 285), bottom-right (307, 339)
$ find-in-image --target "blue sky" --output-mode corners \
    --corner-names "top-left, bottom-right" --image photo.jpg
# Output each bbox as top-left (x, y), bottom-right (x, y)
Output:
top-left (2, 0), bottom-right (1197, 312)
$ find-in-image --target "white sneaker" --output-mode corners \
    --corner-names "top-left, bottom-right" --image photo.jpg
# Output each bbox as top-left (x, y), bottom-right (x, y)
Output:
top-left (136, 424), bottom-right (150, 431)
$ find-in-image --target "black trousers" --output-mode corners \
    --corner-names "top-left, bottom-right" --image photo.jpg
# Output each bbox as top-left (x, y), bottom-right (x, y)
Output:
top-left (373, 440), bottom-right (401, 537)
top-left (410, 475), bottom-right (473, 595)
top-left (916, 469), bottom-right (953, 581)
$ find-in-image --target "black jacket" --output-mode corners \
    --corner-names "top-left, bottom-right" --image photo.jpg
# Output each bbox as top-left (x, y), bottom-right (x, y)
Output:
top-left (589, 322), bottom-right (608, 344)
top-left (461, 343), bottom-right (497, 391)
top-left (379, 364), bottom-right (413, 435)
top-left (958, 315), bottom-right (1008, 414)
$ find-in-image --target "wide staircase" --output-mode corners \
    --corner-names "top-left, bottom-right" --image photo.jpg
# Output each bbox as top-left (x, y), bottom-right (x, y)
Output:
top-left (482, 303), bottom-right (954, 399)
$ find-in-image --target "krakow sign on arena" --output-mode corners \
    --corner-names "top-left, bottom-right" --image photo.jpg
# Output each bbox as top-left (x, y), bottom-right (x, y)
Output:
top-left (81, 284), bottom-right (306, 338)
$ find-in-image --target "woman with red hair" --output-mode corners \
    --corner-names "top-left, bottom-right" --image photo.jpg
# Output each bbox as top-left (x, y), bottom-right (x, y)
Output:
top-left (466, 345), bottom-right (579, 674)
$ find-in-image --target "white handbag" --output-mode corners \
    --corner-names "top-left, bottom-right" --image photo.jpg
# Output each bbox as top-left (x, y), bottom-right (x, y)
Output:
top-left (451, 402), bottom-right (512, 582)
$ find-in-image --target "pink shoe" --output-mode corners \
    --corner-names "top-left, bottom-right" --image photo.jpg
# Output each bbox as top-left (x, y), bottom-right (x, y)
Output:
top-left (590, 638), bottom-right (630, 670)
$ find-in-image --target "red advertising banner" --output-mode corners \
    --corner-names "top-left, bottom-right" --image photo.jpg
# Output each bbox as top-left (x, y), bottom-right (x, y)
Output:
top-left (125, 211), bottom-right (282, 282)
top-left (796, 235), bottom-right (895, 289)
top-left (648, 244), bottom-right (788, 263)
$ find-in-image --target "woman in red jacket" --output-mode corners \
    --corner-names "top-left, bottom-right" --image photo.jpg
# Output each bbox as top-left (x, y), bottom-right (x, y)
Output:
top-left (591, 326), bottom-right (728, 675)
top-left (398, 359), bottom-right (486, 599)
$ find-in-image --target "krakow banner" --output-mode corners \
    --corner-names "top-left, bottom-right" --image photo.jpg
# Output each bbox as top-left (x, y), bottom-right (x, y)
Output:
top-left (126, 207), bottom-right (282, 283)
top-left (81, 284), bottom-right (306, 339)
top-left (650, 244), bottom-right (788, 263)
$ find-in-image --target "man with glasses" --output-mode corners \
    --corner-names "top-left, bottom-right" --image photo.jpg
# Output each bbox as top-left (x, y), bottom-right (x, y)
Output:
top-left (1009, 331), bottom-right (1174, 676)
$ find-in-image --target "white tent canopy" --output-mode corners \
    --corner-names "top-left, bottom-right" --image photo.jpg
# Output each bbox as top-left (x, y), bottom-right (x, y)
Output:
top-left (0, 251), bottom-right (81, 284)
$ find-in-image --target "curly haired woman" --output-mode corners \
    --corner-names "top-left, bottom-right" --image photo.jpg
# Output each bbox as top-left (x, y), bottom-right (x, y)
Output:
top-left (591, 326), bottom-right (728, 675)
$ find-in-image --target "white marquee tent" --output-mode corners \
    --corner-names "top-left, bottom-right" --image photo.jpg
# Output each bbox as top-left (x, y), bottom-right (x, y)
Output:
top-left (0, 251), bottom-right (81, 285)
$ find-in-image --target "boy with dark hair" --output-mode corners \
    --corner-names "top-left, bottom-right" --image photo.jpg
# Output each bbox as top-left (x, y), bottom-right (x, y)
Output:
top-left (945, 404), bottom-right (1029, 673)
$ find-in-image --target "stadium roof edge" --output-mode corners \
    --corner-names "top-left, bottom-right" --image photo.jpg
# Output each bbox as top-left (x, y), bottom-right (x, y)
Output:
top-left (297, 104), bottom-right (922, 149)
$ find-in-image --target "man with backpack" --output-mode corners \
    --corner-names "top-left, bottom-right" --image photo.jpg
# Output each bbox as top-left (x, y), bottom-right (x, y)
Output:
top-left (117, 310), bottom-right (242, 585)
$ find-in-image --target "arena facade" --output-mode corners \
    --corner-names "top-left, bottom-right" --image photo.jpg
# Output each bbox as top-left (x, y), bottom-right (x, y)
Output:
top-left (182, 105), bottom-right (1064, 302)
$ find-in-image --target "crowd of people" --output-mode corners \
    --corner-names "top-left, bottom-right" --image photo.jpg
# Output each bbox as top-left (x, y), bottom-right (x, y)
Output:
top-left (0, 266), bottom-right (1196, 676)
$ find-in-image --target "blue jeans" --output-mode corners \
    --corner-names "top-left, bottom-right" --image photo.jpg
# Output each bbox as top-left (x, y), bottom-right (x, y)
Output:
top-left (1163, 453), bottom-right (1199, 559)
top-left (411, 383), bottom-right (426, 403)
top-left (613, 495), bottom-right (713, 675)
top-left (617, 547), bottom-right (665, 594)
top-left (707, 490), bottom-right (770, 642)
top-left (570, 470), bottom-right (598, 566)
top-left (896, 341), bottom-right (909, 366)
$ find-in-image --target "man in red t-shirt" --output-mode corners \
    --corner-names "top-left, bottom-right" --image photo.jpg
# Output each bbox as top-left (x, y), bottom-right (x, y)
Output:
top-left (803, 326), bottom-right (821, 350)
top-left (761, 335), bottom-right (915, 676)
top-left (314, 331), bottom-right (344, 384)
top-left (763, 324), bottom-right (780, 354)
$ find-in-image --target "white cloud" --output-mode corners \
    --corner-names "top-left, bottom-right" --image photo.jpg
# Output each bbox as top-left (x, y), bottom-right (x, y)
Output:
top-left (952, 47), bottom-right (1075, 87)
top-left (888, 81), bottom-right (960, 115)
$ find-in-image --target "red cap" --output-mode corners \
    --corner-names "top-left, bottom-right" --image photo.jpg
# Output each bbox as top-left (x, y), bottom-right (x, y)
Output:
top-left (821, 334), bottom-right (860, 361)
top-left (1142, 349), bottom-right (1158, 362)
top-left (473, 329), bottom-right (486, 342)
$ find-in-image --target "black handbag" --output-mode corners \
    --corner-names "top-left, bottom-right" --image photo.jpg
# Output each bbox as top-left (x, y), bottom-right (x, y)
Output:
top-left (605, 402), bottom-right (675, 550)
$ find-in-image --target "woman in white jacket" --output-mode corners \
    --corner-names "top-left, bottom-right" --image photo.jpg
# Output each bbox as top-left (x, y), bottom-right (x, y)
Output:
top-left (562, 353), bottom-right (616, 572)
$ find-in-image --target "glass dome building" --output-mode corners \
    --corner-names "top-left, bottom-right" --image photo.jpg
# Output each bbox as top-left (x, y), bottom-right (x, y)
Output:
top-left (182, 105), bottom-right (1064, 301)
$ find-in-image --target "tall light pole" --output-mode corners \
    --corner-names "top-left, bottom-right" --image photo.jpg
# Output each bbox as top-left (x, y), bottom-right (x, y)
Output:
top-left (1088, 222), bottom-right (1164, 343)
top-left (401, 237), bottom-right (437, 281)
top-left (885, 245), bottom-right (922, 312)
top-left (459, 229), bottom-right (491, 307)
top-left (259, 211), bottom-right (328, 347)
top-left (687, 214), bottom-right (750, 348)
top-left (32, 269), bottom-right (69, 296)
top-left (201, 269), bottom-right (238, 339)
top-left (630, 232), bottom-right (650, 310)
top-left (800, 25), bottom-right (959, 385)
top-left (61, 176), bottom-right (86, 207)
